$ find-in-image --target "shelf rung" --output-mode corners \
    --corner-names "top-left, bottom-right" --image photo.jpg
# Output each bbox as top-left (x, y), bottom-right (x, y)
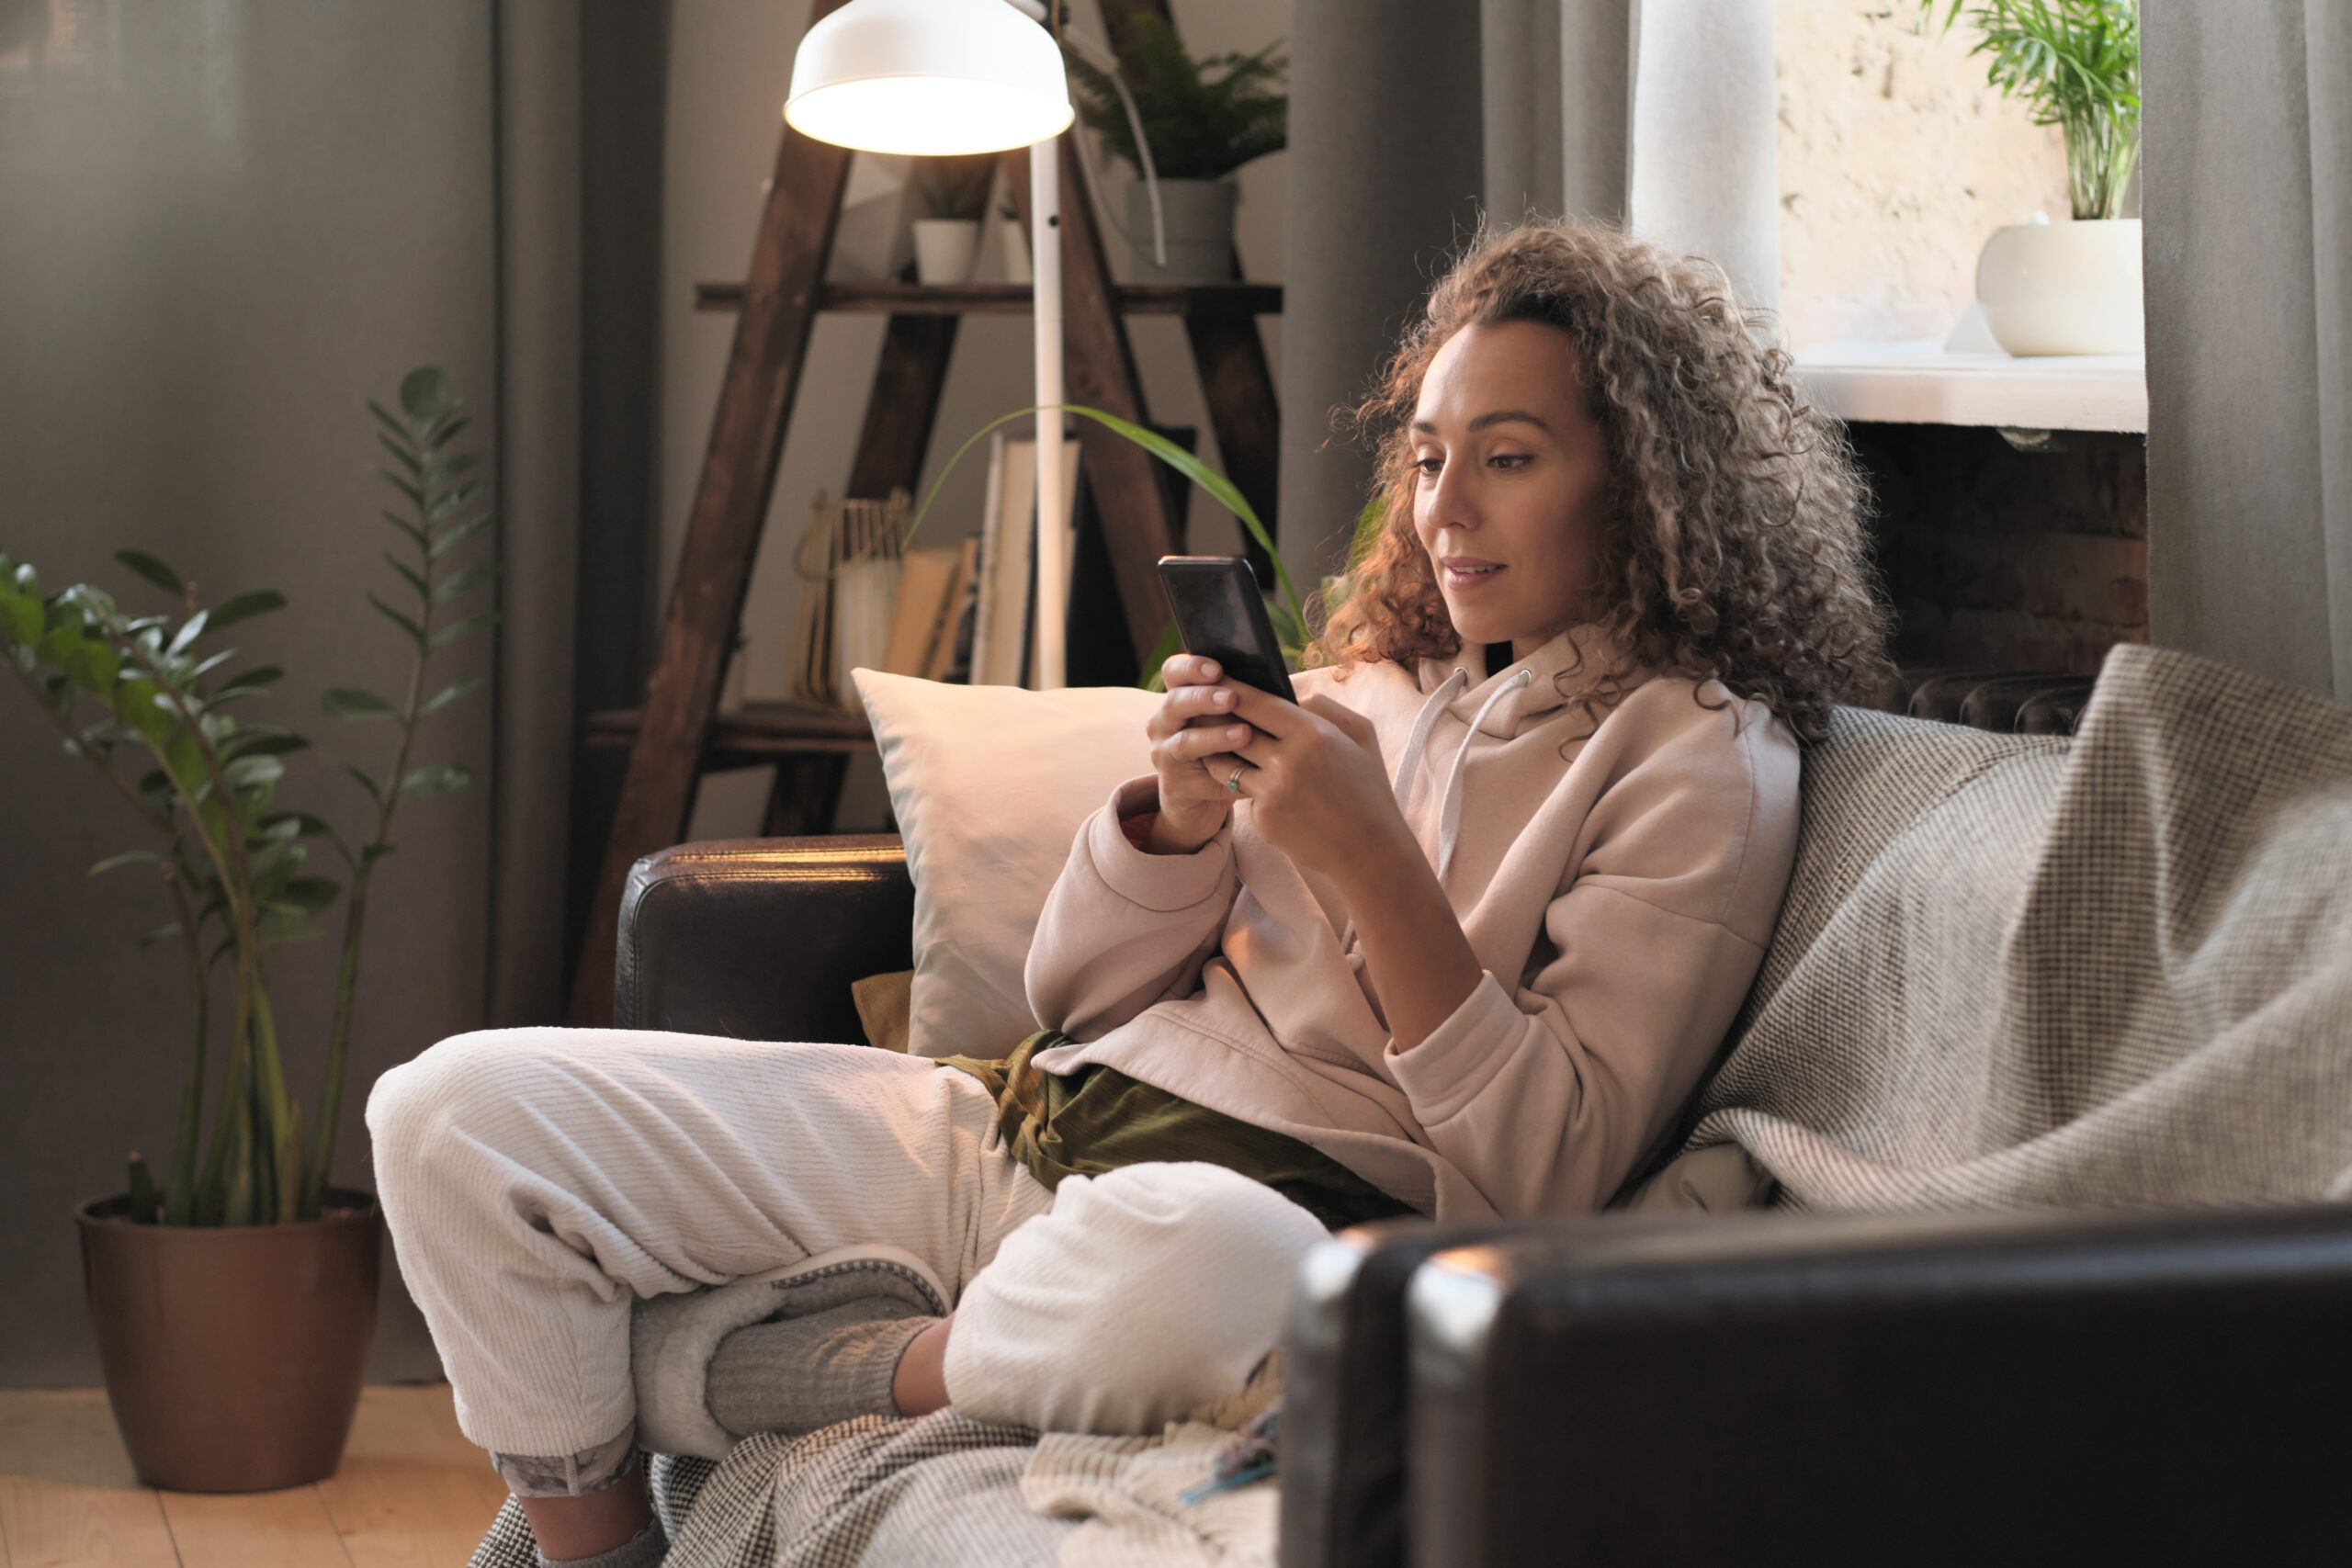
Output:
top-left (584, 703), bottom-right (875, 761)
top-left (694, 280), bottom-right (1283, 318)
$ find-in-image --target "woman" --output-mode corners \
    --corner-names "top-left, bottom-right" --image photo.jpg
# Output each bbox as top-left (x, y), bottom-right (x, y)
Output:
top-left (370, 219), bottom-right (1887, 1567)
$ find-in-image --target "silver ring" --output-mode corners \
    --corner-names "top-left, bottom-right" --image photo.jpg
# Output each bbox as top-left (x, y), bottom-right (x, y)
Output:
top-left (1224, 763), bottom-right (1249, 794)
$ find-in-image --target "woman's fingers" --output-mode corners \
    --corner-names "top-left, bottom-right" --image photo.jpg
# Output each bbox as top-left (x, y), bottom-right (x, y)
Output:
top-left (1158, 722), bottom-right (1254, 765)
top-left (1301, 694), bottom-right (1380, 755)
top-left (1146, 678), bottom-right (1242, 741)
top-left (1160, 654), bottom-right (1222, 689)
top-left (1222, 681), bottom-right (1306, 739)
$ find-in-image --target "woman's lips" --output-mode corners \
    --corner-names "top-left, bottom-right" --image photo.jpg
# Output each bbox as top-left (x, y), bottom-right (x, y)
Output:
top-left (1441, 558), bottom-right (1505, 592)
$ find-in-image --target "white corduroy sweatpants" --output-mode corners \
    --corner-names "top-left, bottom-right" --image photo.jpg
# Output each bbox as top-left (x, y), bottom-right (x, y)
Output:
top-left (368, 1027), bottom-right (1327, 1477)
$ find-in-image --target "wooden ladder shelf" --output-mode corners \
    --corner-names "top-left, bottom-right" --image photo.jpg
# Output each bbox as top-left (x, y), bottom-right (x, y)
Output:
top-left (567, 3), bottom-right (1282, 1025)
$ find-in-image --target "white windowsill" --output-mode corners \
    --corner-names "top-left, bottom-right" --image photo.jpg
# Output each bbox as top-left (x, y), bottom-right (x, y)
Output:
top-left (1791, 341), bottom-right (2147, 434)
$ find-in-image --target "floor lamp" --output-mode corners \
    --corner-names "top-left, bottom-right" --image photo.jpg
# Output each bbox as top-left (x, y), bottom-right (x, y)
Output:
top-left (786, 0), bottom-right (1079, 689)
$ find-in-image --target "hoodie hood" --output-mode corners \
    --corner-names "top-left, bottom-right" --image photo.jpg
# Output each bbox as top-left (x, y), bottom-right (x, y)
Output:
top-left (1390, 626), bottom-right (1635, 880)
top-left (1410, 623), bottom-right (1634, 737)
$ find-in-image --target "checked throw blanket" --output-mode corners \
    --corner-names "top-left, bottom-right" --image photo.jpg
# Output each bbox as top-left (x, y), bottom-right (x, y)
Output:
top-left (1685, 642), bottom-right (2352, 1209)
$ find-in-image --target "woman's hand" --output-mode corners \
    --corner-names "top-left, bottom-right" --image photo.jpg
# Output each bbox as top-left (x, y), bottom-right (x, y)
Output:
top-left (1221, 684), bottom-right (1414, 882)
top-left (1139, 654), bottom-right (1259, 855)
top-left (1224, 682), bottom-right (1486, 1053)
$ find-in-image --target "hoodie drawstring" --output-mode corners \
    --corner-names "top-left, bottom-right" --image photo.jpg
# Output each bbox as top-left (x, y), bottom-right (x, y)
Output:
top-left (1387, 666), bottom-right (1535, 881)
top-left (1436, 670), bottom-right (1534, 879)
top-left (1389, 668), bottom-right (1468, 809)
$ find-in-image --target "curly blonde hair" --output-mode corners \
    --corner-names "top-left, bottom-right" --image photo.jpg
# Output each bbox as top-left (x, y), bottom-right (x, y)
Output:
top-left (1313, 220), bottom-right (1891, 743)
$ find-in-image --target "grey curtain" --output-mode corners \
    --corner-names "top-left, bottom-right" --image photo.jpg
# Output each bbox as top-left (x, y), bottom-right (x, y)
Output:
top-left (2145, 1), bottom-right (2352, 699)
top-left (492, 3), bottom-right (583, 1027)
top-left (1280, 0), bottom-right (1778, 585)
top-left (1279, 0), bottom-right (1486, 585)
top-left (1624, 0), bottom-right (1778, 314)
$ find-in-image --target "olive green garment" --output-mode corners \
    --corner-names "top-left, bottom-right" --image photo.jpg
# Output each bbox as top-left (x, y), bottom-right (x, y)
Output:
top-left (939, 1032), bottom-right (1419, 1234)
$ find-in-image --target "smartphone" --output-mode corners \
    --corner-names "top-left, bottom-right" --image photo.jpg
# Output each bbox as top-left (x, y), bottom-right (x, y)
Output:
top-left (1156, 555), bottom-right (1297, 705)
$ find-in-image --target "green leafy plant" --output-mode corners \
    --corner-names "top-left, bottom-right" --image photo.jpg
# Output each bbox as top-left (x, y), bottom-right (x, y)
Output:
top-left (1065, 5), bottom-right (1287, 182)
top-left (1918, 0), bottom-right (2140, 220)
top-left (911, 405), bottom-right (1305, 692)
top-left (0, 367), bottom-right (496, 1226)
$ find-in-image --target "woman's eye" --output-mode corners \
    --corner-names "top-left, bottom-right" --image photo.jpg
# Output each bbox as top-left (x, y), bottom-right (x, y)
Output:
top-left (1414, 457), bottom-right (1443, 477)
top-left (1489, 452), bottom-right (1531, 470)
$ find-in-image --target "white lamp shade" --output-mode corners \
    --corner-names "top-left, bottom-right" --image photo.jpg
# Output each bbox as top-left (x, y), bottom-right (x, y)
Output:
top-left (786, 0), bottom-right (1074, 156)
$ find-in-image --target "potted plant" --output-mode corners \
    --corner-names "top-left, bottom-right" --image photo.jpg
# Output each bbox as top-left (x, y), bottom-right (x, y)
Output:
top-left (0, 367), bottom-right (496, 1494)
top-left (1066, 5), bottom-right (1286, 285)
top-left (1922, 0), bottom-right (2143, 355)
top-left (909, 154), bottom-right (998, 285)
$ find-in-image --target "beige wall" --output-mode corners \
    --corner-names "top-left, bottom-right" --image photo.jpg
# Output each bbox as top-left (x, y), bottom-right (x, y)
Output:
top-left (1775, 1), bottom-right (2071, 349)
top-left (657, 0), bottom-right (1288, 835)
top-left (0, 0), bottom-right (499, 1385)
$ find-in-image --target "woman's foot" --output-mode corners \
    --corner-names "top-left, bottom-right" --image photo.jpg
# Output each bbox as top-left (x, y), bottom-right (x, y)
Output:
top-left (632, 1245), bottom-right (950, 1456)
top-left (706, 1290), bottom-right (943, 1436)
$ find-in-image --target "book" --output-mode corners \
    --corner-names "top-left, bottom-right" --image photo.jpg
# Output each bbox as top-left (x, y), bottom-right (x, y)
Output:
top-left (925, 536), bottom-right (982, 682)
top-left (972, 434), bottom-right (1080, 689)
top-left (882, 546), bottom-right (964, 676)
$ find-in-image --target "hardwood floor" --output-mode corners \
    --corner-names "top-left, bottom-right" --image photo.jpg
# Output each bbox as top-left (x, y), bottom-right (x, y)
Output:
top-left (0, 1385), bottom-right (509, 1567)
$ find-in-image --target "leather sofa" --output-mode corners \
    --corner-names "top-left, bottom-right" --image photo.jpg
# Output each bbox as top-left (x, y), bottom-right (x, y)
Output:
top-left (616, 836), bottom-right (2352, 1567)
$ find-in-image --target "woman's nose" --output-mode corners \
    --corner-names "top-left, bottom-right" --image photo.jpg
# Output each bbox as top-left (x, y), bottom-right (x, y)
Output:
top-left (1422, 460), bottom-right (1479, 533)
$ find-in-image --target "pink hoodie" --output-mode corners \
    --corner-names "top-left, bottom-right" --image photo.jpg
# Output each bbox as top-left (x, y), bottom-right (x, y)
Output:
top-left (1023, 627), bottom-right (1801, 1220)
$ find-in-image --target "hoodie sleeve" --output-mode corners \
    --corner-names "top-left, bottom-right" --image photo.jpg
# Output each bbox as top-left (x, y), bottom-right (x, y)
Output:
top-left (1385, 698), bottom-right (1800, 1216)
top-left (1024, 777), bottom-right (1242, 1039)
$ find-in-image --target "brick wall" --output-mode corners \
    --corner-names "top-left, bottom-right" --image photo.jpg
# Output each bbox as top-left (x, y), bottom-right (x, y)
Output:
top-left (1848, 423), bottom-right (2148, 677)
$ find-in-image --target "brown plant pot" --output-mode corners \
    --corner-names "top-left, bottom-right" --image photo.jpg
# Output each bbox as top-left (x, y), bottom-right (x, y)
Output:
top-left (77, 1189), bottom-right (383, 1493)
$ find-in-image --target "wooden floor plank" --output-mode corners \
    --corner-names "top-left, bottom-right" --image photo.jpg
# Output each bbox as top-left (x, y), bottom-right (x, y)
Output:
top-left (0, 1386), bottom-right (503, 1568)
top-left (315, 1388), bottom-right (505, 1568)
top-left (0, 1391), bottom-right (143, 1491)
top-left (158, 1486), bottom-right (351, 1568)
top-left (0, 1474), bottom-right (181, 1568)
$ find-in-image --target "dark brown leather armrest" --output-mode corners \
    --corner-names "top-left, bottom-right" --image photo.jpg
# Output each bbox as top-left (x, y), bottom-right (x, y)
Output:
top-left (1407, 1203), bottom-right (2352, 1567)
top-left (1280, 1214), bottom-right (1701, 1568)
top-left (614, 836), bottom-right (912, 1043)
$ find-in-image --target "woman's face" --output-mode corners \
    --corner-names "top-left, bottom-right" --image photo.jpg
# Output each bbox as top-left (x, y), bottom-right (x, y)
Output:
top-left (1408, 320), bottom-right (1609, 660)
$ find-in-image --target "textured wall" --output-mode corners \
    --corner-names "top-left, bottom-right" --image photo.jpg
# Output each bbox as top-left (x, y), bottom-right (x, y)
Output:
top-left (1775, 2), bottom-right (2071, 349)
top-left (0, 1), bottom-right (500, 1384)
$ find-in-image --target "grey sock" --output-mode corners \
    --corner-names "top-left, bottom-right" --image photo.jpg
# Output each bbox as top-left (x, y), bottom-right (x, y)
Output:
top-left (706, 1299), bottom-right (938, 1438)
top-left (537, 1517), bottom-right (667, 1568)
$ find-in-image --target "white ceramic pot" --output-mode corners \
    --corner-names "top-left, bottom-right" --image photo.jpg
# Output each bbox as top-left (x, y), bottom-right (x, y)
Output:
top-left (1974, 218), bottom-right (2144, 356)
top-left (1125, 178), bottom-right (1238, 284)
top-left (998, 218), bottom-right (1031, 285)
top-left (911, 218), bottom-right (981, 285)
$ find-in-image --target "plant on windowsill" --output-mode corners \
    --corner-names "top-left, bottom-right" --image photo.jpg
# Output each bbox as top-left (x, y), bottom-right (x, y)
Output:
top-left (0, 367), bottom-right (496, 1493)
top-left (1065, 1), bottom-right (1286, 284)
top-left (1918, 0), bottom-right (2144, 355)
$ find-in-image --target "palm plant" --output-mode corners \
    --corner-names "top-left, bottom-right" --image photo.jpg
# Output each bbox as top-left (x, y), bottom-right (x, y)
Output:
top-left (1920, 0), bottom-right (2141, 220)
top-left (1064, 5), bottom-right (1286, 182)
top-left (0, 367), bottom-right (495, 1226)
top-left (911, 404), bottom-right (1306, 690)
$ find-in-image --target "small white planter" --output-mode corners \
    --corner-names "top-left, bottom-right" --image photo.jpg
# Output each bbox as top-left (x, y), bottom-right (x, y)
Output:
top-left (1974, 218), bottom-right (2144, 356)
top-left (1125, 178), bottom-right (1238, 284)
top-left (912, 219), bottom-right (981, 286)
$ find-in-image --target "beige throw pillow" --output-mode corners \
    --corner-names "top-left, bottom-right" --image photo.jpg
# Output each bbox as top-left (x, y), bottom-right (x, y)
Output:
top-left (852, 670), bottom-right (1160, 1059)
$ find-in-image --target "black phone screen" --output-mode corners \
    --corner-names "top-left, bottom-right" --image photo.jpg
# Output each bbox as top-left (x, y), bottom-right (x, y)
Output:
top-left (1156, 556), bottom-right (1296, 704)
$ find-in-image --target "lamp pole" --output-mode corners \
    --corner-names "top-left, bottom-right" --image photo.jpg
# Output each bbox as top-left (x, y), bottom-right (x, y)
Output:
top-left (1030, 135), bottom-right (1067, 690)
